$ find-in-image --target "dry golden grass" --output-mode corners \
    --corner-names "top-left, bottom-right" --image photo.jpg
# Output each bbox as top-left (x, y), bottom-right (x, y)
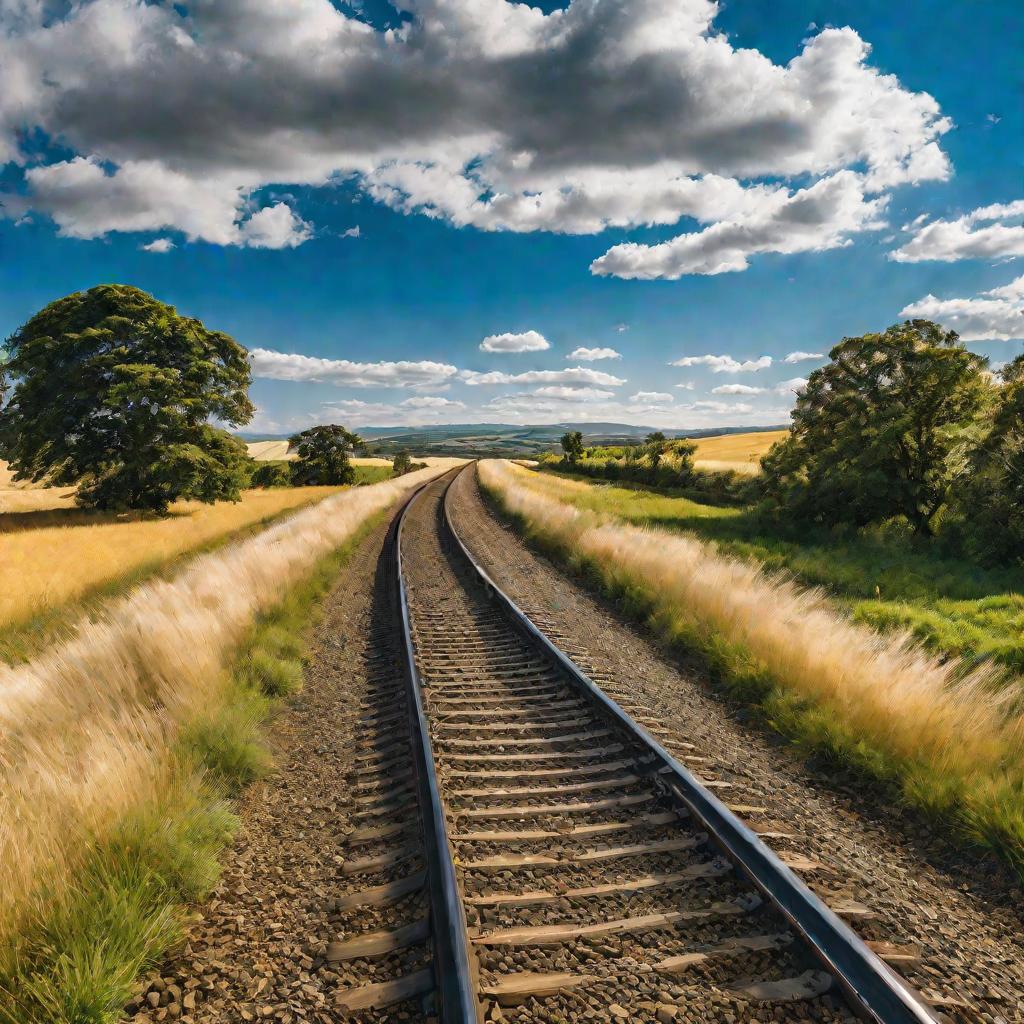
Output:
top-left (479, 459), bottom-right (1024, 865)
top-left (0, 486), bottom-right (358, 635)
top-left (689, 429), bottom-right (788, 473)
top-left (0, 459), bottom-right (77, 513)
top-left (0, 462), bottom-right (455, 948)
top-left (693, 458), bottom-right (762, 476)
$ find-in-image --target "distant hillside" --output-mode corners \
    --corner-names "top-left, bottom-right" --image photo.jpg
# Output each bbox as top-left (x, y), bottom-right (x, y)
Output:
top-left (239, 422), bottom-right (787, 458)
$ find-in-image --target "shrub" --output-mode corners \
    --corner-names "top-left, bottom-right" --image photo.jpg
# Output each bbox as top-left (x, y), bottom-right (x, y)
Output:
top-left (250, 460), bottom-right (293, 488)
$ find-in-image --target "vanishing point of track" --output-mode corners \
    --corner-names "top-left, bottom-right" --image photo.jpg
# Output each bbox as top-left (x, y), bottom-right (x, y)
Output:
top-left (335, 465), bottom-right (942, 1023)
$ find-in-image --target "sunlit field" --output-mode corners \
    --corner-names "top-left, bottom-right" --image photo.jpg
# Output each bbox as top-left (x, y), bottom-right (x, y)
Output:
top-left (0, 464), bottom-right (452, 1010)
top-left (691, 428), bottom-right (788, 471)
top-left (0, 480), bottom-right (349, 654)
top-left (480, 459), bottom-right (1024, 875)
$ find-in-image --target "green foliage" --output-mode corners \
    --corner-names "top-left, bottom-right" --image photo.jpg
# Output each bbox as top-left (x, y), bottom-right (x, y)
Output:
top-left (392, 450), bottom-right (413, 475)
top-left (560, 430), bottom-right (584, 465)
top-left (535, 469), bottom-right (1024, 672)
top-left (289, 424), bottom-right (361, 485)
top-left (249, 460), bottom-right (292, 488)
top-left (0, 284), bottom-right (254, 513)
top-left (761, 319), bottom-right (990, 535)
top-left (953, 355), bottom-right (1024, 566)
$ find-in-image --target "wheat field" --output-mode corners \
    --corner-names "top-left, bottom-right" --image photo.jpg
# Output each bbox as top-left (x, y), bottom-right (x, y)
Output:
top-left (0, 462), bottom-right (455, 950)
top-left (691, 429), bottom-right (787, 474)
top-left (479, 459), bottom-right (1024, 868)
top-left (0, 483), bottom-right (354, 636)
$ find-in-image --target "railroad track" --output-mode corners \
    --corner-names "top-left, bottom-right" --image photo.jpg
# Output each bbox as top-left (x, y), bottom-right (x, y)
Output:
top-left (334, 466), bottom-right (941, 1023)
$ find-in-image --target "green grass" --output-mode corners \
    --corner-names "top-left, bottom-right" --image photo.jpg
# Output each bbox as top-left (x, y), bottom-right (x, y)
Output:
top-left (353, 464), bottom-right (394, 486)
top-left (541, 466), bottom-right (1024, 674)
top-left (0, 510), bottom-right (387, 1024)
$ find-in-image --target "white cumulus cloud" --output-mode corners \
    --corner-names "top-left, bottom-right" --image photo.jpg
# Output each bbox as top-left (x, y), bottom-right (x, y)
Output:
top-left (712, 383), bottom-right (765, 395)
top-left (784, 350), bottom-right (824, 363)
top-left (533, 386), bottom-right (615, 401)
top-left (775, 377), bottom-right (809, 394)
top-left (250, 349), bottom-right (459, 388)
top-left (569, 346), bottom-right (622, 361)
top-left (592, 171), bottom-right (889, 279)
top-left (479, 330), bottom-right (551, 353)
top-left (400, 395), bottom-right (466, 409)
top-left (891, 199), bottom-right (1024, 263)
top-left (671, 354), bottom-right (773, 373)
top-left (900, 274), bottom-right (1024, 341)
top-left (0, 0), bottom-right (949, 264)
top-left (141, 237), bottom-right (174, 253)
top-left (461, 367), bottom-right (626, 387)
top-left (629, 391), bottom-right (674, 404)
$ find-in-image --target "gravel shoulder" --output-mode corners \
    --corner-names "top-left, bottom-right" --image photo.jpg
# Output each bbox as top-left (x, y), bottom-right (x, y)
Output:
top-left (447, 464), bottom-right (1024, 1023)
top-left (126, 512), bottom-right (429, 1024)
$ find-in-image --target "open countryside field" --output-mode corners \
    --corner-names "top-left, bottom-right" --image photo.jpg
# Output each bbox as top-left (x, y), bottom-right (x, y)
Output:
top-left (0, 466), bottom-right (454, 1017)
top-left (531, 462), bottom-right (1024, 671)
top-left (0, 460), bottom-right (353, 661)
top-left (691, 427), bottom-right (787, 472)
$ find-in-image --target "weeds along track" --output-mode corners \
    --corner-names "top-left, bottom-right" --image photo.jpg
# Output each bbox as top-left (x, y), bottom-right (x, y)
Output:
top-left (392, 467), bottom-right (942, 1024)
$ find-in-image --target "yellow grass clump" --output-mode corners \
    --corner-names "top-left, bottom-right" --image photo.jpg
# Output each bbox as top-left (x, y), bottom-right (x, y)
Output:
top-left (0, 486), bottom-right (356, 635)
top-left (0, 462), bottom-right (455, 946)
top-left (478, 459), bottom-right (1024, 869)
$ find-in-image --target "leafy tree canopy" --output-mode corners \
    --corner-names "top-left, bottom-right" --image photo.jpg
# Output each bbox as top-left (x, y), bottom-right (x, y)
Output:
top-left (0, 284), bottom-right (254, 512)
top-left (392, 450), bottom-right (413, 475)
top-left (560, 430), bottom-right (584, 464)
top-left (761, 319), bottom-right (990, 535)
top-left (289, 424), bottom-right (363, 485)
top-left (561, 430), bottom-right (585, 466)
top-left (957, 354), bottom-right (1024, 563)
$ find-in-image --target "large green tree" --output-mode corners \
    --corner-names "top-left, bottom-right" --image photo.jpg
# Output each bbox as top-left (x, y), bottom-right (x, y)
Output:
top-left (0, 284), bottom-right (254, 512)
top-left (761, 320), bottom-right (988, 535)
top-left (289, 424), bottom-right (363, 485)
top-left (560, 430), bottom-right (584, 465)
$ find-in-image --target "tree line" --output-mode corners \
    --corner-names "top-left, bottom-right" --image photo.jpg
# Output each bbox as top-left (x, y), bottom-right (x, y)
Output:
top-left (557, 320), bottom-right (1023, 564)
top-left (0, 285), bottom-right (417, 513)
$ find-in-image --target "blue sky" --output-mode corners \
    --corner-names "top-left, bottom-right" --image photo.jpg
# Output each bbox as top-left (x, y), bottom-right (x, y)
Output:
top-left (1, 0), bottom-right (1021, 433)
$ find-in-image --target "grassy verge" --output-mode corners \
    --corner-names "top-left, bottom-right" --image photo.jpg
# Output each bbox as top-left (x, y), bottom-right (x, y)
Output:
top-left (0, 509), bottom-right (387, 1023)
top-left (480, 460), bottom-right (1024, 880)
top-left (539, 464), bottom-right (1024, 673)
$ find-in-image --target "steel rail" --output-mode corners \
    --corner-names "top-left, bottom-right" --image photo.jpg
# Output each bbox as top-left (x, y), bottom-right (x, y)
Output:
top-left (393, 474), bottom-right (480, 1024)
top-left (441, 462), bottom-right (939, 1024)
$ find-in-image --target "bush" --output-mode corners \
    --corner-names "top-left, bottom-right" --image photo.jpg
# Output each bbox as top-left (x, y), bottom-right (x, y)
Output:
top-left (250, 460), bottom-right (292, 488)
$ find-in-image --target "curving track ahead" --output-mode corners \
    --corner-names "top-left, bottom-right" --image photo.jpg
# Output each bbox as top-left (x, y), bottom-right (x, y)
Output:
top-left (340, 465), bottom-right (943, 1023)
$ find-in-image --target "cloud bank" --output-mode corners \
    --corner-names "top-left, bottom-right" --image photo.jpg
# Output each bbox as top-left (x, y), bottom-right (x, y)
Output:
top-left (1, 0), bottom-right (950, 274)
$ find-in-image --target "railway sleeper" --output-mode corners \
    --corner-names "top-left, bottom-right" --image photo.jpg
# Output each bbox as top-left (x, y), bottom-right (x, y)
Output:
top-left (471, 893), bottom-right (761, 946)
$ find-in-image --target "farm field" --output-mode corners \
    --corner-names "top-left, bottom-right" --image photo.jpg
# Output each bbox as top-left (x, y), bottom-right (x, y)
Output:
top-left (691, 428), bottom-right (787, 472)
top-left (534, 464), bottom-right (1024, 671)
top-left (0, 466), bottom-right (451, 1019)
top-left (0, 471), bottom-right (351, 662)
